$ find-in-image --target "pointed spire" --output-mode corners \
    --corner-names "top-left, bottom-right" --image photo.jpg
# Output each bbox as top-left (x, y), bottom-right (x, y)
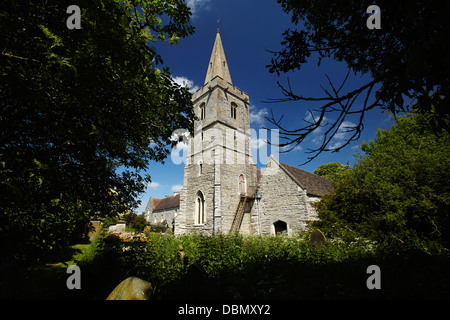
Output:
top-left (204, 29), bottom-right (233, 86)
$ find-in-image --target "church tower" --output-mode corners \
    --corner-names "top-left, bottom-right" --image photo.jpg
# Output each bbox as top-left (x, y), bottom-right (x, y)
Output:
top-left (176, 30), bottom-right (258, 235)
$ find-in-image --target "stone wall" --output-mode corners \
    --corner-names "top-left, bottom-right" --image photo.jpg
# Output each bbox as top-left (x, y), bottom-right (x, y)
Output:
top-left (175, 74), bottom-right (256, 236)
top-left (146, 207), bottom-right (178, 227)
top-left (217, 163), bottom-right (257, 234)
top-left (176, 163), bottom-right (216, 235)
top-left (255, 157), bottom-right (319, 235)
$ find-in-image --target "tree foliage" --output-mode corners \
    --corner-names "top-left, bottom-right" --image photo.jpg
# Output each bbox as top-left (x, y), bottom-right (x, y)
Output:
top-left (266, 0), bottom-right (449, 163)
top-left (0, 0), bottom-right (195, 260)
top-left (314, 162), bottom-right (350, 182)
top-left (314, 112), bottom-right (450, 248)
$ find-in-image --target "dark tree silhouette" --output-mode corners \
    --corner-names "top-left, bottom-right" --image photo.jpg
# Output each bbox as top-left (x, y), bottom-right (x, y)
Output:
top-left (266, 0), bottom-right (449, 164)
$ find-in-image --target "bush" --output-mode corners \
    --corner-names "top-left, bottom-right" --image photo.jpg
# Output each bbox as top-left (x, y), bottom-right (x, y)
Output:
top-left (150, 220), bottom-right (170, 233)
top-left (78, 232), bottom-right (450, 299)
top-left (131, 215), bottom-right (149, 232)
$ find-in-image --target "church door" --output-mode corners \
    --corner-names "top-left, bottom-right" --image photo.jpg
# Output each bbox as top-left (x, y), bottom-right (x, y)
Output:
top-left (274, 220), bottom-right (287, 234)
top-left (239, 174), bottom-right (245, 195)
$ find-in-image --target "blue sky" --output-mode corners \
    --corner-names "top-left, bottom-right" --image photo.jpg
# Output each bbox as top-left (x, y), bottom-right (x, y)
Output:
top-left (135, 0), bottom-right (392, 213)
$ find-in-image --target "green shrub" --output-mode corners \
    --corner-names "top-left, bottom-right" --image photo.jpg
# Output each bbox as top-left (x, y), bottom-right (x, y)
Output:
top-left (87, 231), bottom-right (450, 299)
top-left (150, 220), bottom-right (170, 233)
top-left (131, 215), bottom-right (149, 232)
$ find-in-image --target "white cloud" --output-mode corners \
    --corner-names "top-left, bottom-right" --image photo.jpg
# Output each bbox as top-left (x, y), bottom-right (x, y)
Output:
top-left (304, 112), bottom-right (329, 144)
top-left (170, 128), bottom-right (190, 142)
top-left (281, 144), bottom-right (302, 152)
top-left (171, 184), bottom-right (183, 192)
top-left (170, 129), bottom-right (190, 165)
top-left (186, 0), bottom-right (211, 16)
top-left (328, 120), bottom-right (356, 150)
top-left (304, 112), bottom-right (356, 150)
top-left (173, 76), bottom-right (199, 93)
top-left (249, 105), bottom-right (269, 127)
top-left (251, 137), bottom-right (267, 150)
top-left (147, 182), bottom-right (161, 190)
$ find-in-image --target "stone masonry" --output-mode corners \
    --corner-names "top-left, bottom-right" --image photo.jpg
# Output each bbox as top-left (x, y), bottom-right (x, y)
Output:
top-left (154, 29), bottom-right (334, 236)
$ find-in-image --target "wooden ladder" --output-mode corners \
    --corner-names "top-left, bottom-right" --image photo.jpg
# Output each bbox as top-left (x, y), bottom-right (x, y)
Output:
top-left (230, 196), bottom-right (247, 233)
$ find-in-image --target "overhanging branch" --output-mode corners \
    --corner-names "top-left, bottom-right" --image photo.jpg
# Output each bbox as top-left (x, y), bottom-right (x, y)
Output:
top-left (263, 72), bottom-right (382, 165)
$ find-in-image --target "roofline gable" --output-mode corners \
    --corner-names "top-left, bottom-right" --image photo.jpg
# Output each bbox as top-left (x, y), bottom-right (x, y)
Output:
top-left (263, 155), bottom-right (334, 197)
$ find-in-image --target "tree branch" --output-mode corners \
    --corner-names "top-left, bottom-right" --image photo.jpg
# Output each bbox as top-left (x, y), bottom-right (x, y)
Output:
top-left (263, 74), bottom-right (382, 165)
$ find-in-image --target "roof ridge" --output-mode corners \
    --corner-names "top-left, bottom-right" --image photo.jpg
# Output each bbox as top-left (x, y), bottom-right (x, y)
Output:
top-left (152, 193), bottom-right (180, 211)
top-left (274, 159), bottom-right (334, 197)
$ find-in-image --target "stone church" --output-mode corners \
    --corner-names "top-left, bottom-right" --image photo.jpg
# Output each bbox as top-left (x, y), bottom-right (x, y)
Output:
top-left (145, 30), bottom-right (333, 236)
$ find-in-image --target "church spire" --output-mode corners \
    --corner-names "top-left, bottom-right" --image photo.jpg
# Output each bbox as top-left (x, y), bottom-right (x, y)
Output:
top-left (204, 29), bottom-right (233, 86)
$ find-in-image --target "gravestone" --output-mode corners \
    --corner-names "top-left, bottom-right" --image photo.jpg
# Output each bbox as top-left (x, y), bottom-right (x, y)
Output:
top-left (88, 220), bottom-right (102, 241)
top-left (177, 245), bottom-right (188, 269)
top-left (185, 262), bottom-right (209, 299)
top-left (106, 277), bottom-right (152, 300)
top-left (309, 229), bottom-right (326, 249)
top-left (116, 221), bottom-right (126, 232)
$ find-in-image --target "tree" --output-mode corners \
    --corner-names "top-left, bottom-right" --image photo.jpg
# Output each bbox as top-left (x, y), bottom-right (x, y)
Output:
top-left (266, 0), bottom-right (449, 164)
top-left (314, 162), bottom-right (350, 182)
top-left (0, 0), bottom-right (195, 260)
top-left (314, 112), bottom-right (450, 248)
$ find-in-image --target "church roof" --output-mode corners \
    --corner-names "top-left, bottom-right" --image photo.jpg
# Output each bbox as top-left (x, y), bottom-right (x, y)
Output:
top-left (151, 193), bottom-right (180, 211)
top-left (204, 29), bottom-right (233, 86)
top-left (276, 160), bottom-right (334, 197)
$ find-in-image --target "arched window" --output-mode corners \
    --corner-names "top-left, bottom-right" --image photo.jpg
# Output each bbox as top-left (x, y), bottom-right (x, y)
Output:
top-left (231, 102), bottom-right (237, 119)
top-left (200, 102), bottom-right (206, 120)
top-left (273, 220), bottom-right (287, 235)
top-left (195, 191), bottom-right (205, 225)
top-left (239, 174), bottom-right (246, 195)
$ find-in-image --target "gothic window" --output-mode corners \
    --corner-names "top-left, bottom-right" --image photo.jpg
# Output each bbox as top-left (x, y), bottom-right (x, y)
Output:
top-left (239, 174), bottom-right (246, 195)
top-left (195, 191), bottom-right (205, 225)
top-left (231, 102), bottom-right (237, 119)
top-left (200, 102), bottom-right (206, 120)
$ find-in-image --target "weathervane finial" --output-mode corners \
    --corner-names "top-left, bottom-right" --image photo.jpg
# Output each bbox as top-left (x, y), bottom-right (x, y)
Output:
top-left (217, 19), bottom-right (220, 32)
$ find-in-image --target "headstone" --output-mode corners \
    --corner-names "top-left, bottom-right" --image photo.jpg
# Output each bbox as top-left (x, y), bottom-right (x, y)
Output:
top-left (108, 225), bottom-right (117, 233)
top-left (177, 245), bottom-right (188, 269)
top-left (88, 220), bottom-right (103, 241)
top-left (106, 277), bottom-right (152, 300)
top-left (309, 229), bottom-right (326, 249)
top-left (185, 262), bottom-right (209, 299)
top-left (116, 221), bottom-right (126, 232)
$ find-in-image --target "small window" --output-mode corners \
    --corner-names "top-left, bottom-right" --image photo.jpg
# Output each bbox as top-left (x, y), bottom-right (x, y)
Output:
top-left (200, 103), bottom-right (206, 120)
top-left (231, 103), bottom-right (237, 119)
top-left (199, 162), bottom-right (203, 176)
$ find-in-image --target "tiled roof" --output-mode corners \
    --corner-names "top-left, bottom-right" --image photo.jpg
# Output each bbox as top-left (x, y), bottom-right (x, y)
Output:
top-left (151, 193), bottom-right (180, 211)
top-left (278, 161), bottom-right (334, 197)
